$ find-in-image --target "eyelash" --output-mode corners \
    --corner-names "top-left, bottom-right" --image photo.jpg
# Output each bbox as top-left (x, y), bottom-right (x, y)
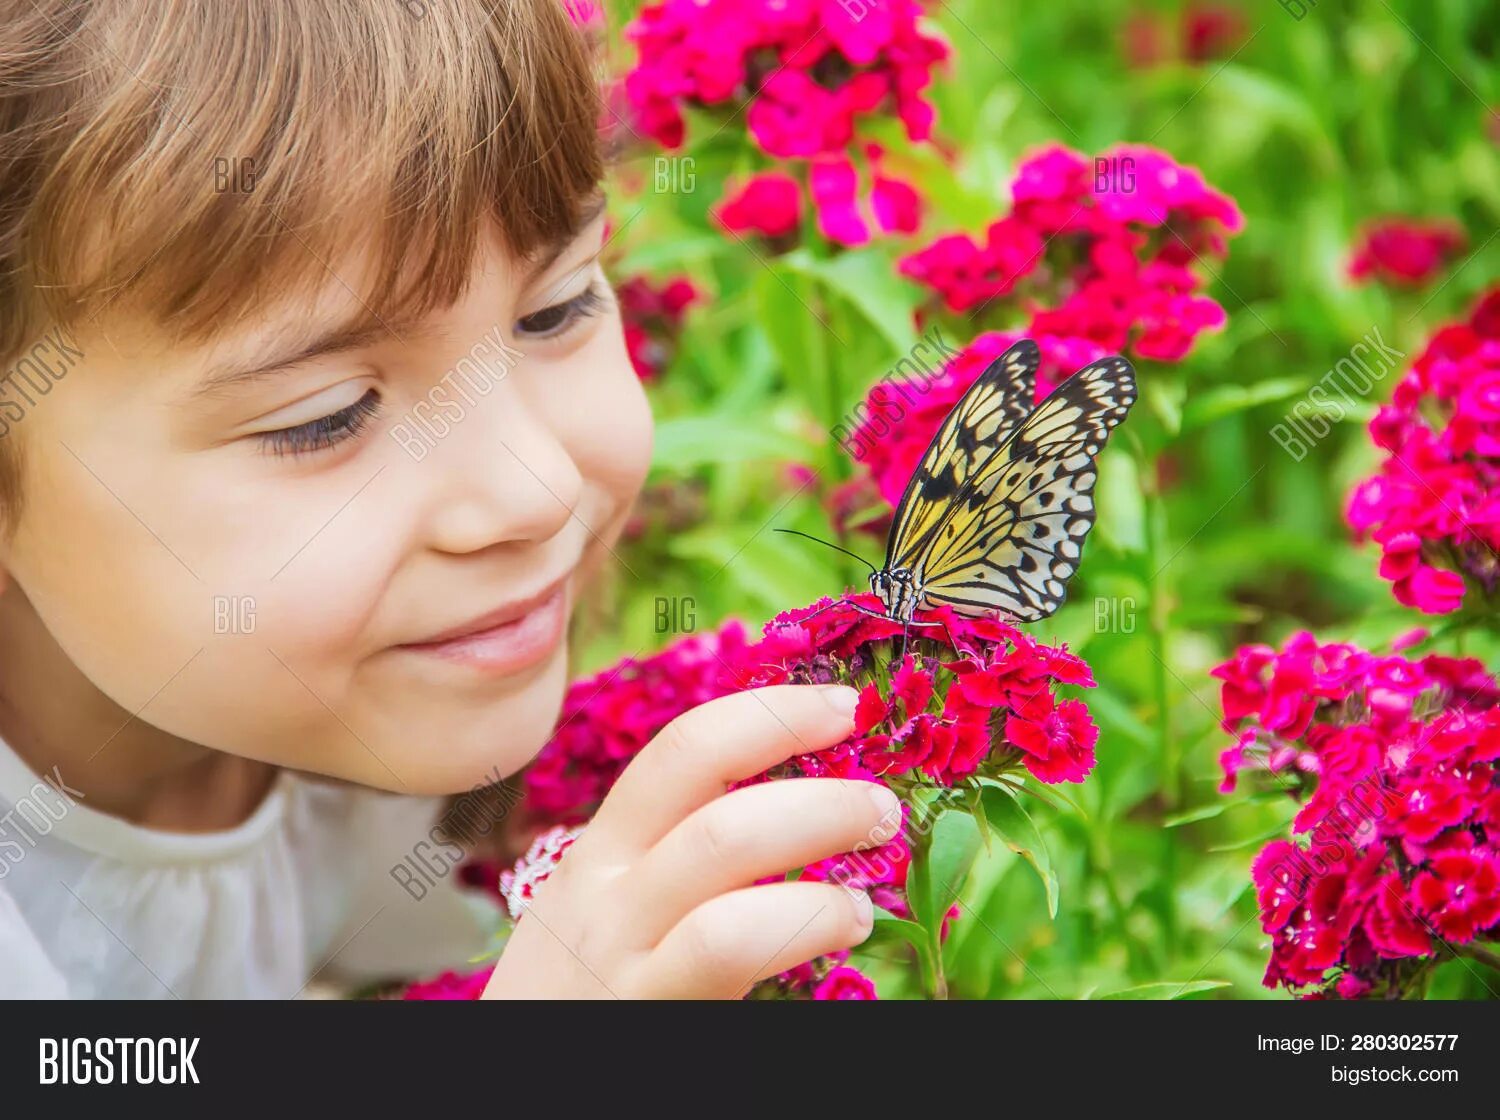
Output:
top-left (257, 389), bottom-right (382, 458)
top-left (256, 284), bottom-right (608, 458)
top-left (515, 282), bottom-right (609, 338)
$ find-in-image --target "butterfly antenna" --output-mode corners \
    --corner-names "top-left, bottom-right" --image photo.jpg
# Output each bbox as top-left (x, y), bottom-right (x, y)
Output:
top-left (773, 529), bottom-right (877, 574)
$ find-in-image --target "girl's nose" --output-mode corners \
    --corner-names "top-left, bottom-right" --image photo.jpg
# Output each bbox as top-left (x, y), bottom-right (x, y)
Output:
top-left (418, 392), bottom-right (584, 554)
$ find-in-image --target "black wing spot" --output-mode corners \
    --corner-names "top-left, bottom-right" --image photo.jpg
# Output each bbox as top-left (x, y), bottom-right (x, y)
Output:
top-left (921, 471), bottom-right (957, 501)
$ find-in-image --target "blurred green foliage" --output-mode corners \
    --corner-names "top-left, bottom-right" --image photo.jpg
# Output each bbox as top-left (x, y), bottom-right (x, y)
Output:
top-left (585, 0), bottom-right (1500, 997)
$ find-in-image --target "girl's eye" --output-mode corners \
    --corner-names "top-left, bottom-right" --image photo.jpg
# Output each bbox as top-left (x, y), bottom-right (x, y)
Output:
top-left (256, 389), bottom-right (382, 458)
top-left (515, 282), bottom-right (609, 339)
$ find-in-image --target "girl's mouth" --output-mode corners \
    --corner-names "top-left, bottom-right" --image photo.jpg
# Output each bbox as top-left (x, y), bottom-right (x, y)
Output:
top-left (397, 578), bottom-right (568, 676)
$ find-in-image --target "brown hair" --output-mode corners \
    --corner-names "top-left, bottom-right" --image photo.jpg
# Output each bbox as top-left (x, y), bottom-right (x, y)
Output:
top-left (0, 0), bottom-right (604, 522)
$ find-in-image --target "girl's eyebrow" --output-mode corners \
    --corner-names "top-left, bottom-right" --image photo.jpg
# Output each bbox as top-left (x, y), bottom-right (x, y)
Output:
top-left (183, 314), bottom-right (441, 404)
top-left (184, 194), bottom-right (607, 404)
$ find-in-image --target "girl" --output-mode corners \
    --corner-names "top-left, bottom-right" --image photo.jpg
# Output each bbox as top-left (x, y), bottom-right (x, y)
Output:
top-left (0, 0), bottom-right (893, 999)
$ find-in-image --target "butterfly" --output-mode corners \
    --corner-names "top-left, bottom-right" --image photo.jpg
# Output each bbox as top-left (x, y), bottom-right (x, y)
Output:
top-left (785, 339), bottom-right (1136, 640)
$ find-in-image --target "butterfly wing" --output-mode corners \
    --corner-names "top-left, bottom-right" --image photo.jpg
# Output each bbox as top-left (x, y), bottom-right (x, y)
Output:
top-left (884, 340), bottom-right (1040, 572)
top-left (912, 355), bottom-right (1137, 621)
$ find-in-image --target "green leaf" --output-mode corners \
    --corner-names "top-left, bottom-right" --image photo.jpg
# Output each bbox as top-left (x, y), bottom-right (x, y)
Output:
top-left (1094, 980), bottom-right (1230, 1000)
top-left (980, 787), bottom-right (1060, 918)
top-left (612, 231), bottom-right (728, 276)
top-left (1162, 802), bottom-right (1233, 828)
top-left (651, 415), bottom-right (809, 469)
top-left (863, 913), bottom-right (928, 955)
top-left (1180, 378), bottom-right (1312, 431)
top-left (1142, 375), bottom-right (1185, 437)
top-left (786, 249), bottom-right (920, 355)
top-left (1208, 820), bottom-right (1298, 852)
top-left (1095, 449), bottom-right (1146, 555)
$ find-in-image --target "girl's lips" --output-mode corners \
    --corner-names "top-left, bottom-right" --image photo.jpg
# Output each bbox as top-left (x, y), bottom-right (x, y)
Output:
top-left (398, 585), bottom-right (567, 676)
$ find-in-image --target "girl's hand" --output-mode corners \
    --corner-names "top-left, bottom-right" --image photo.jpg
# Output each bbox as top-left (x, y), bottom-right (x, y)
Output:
top-left (481, 684), bottom-right (900, 999)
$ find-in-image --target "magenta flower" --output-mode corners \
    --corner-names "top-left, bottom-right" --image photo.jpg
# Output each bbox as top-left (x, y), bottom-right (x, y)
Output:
top-left (523, 622), bottom-right (752, 819)
top-left (1347, 286), bottom-right (1500, 615)
top-left (617, 274), bottom-right (701, 382)
top-left (715, 172), bottom-right (803, 239)
top-left (1412, 846), bottom-right (1500, 943)
top-left (624, 0), bottom-right (947, 156)
top-left (399, 967), bottom-right (495, 1000)
top-left (749, 595), bottom-right (1100, 788)
top-left (812, 965), bottom-right (879, 999)
top-left (1005, 696), bottom-right (1099, 784)
top-left (1347, 217), bottom-right (1466, 288)
top-left (1216, 631), bottom-right (1500, 997)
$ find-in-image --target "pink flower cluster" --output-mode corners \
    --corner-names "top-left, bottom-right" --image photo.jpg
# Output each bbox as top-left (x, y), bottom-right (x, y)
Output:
top-left (715, 142), bottom-right (924, 249)
top-left (617, 274), bottom-right (700, 381)
top-left (625, 0), bottom-right (944, 249)
top-left (482, 598), bottom-right (1099, 995)
top-left (749, 595), bottom-right (1100, 787)
top-left (399, 966), bottom-right (494, 1000)
top-left (1347, 218), bottom-right (1466, 289)
top-left (1213, 630), bottom-right (1500, 997)
top-left (754, 952), bottom-right (878, 1000)
top-left (625, 0), bottom-right (946, 155)
top-left (1347, 287), bottom-right (1500, 615)
top-left (523, 622), bottom-right (751, 819)
top-left (899, 144), bottom-right (1241, 362)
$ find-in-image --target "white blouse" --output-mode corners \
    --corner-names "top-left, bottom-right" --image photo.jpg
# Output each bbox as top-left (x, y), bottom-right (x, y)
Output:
top-left (0, 735), bottom-right (498, 999)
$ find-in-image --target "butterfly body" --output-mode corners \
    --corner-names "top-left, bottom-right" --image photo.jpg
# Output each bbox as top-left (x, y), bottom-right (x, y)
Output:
top-left (869, 564), bottom-right (921, 622)
top-left (871, 339), bottom-right (1137, 626)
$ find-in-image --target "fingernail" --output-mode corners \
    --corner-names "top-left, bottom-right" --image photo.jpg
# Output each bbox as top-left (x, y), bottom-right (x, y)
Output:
top-left (868, 783), bottom-right (901, 822)
top-left (852, 888), bottom-right (874, 931)
top-left (820, 685), bottom-right (859, 719)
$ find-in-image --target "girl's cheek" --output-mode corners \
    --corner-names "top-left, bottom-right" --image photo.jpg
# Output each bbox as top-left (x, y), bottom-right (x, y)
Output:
top-left (556, 326), bottom-right (654, 507)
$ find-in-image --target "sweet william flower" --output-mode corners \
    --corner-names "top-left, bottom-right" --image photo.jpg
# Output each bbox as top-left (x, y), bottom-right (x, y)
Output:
top-left (624, 0), bottom-right (947, 156)
top-left (812, 965), bottom-right (879, 999)
top-left (1217, 632), bottom-right (1500, 997)
top-left (616, 274), bottom-right (700, 381)
top-left (751, 595), bottom-right (1101, 788)
top-left (399, 967), bottom-right (494, 1000)
top-left (1348, 218), bottom-right (1466, 288)
top-left (523, 622), bottom-right (752, 819)
top-left (1004, 695), bottom-right (1099, 784)
top-left (715, 172), bottom-right (803, 239)
top-left (1412, 846), bottom-right (1500, 943)
top-left (1347, 285), bottom-right (1500, 614)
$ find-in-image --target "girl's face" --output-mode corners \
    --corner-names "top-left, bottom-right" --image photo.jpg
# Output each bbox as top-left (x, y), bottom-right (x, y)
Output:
top-left (0, 210), bottom-right (652, 795)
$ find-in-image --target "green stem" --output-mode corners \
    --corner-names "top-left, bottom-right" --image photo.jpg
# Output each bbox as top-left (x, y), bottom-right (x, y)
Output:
top-left (1142, 460), bottom-right (1177, 806)
top-left (1451, 943), bottom-right (1500, 972)
top-left (1140, 447), bottom-right (1181, 959)
top-left (905, 798), bottom-right (950, 1000)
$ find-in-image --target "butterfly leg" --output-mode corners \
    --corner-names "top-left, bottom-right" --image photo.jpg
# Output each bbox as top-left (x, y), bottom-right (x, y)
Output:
top-left (768, 597), bottom-right (849, 628)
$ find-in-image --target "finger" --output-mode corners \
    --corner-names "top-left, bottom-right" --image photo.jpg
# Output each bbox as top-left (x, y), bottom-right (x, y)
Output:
top-left (587, 684), bottom-right (858, 852)
top-left (639, 880), bottom-right (874, 1000)
top-left (633, 778), bottom-right (901, 938)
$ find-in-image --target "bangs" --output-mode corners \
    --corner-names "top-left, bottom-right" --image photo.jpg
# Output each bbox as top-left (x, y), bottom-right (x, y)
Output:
top-left (5, 0), bottom-right (604, 347)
